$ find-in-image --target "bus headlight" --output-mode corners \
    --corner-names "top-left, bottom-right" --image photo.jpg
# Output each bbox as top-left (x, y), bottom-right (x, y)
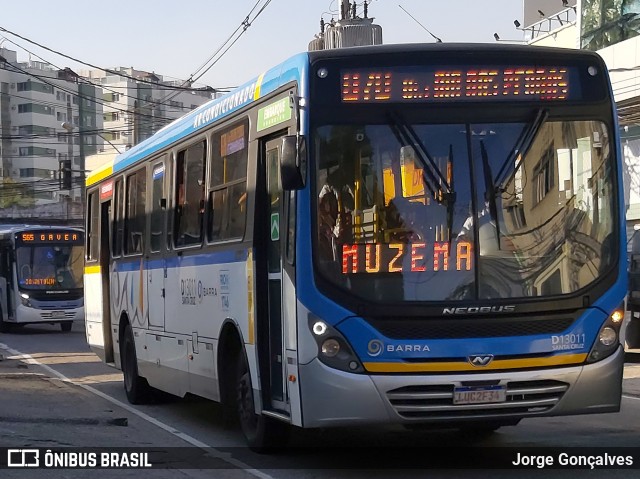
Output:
top-left (308, 316), bottom-right (364, 373)
top-left (587, 306), bottom-right (624, 363)
top-left (321, 339), bottom-right (341, 357)
top-left (599, 327), bottom-right (617, 346)
top-left (20, 293), bottom-right (32, 308)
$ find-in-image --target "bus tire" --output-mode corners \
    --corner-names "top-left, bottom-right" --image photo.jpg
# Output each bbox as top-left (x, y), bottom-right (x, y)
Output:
top-left (60, 322), bottom-right (72, 332)
top-left (121, 323), bottom-right (152, 404)
top-left (236, 351), bottom-right (289, 452)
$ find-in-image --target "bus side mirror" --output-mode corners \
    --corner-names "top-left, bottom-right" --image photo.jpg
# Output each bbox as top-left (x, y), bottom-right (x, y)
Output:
top-left (281, 135), bottom-right (306, 190)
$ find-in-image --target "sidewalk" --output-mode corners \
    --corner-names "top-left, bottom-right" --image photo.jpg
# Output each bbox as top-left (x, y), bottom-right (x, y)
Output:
top-left (623, 348), bottom-right (640, 397)
top-left (0, 351), bottom-right (128, 448)
top-left (0, 348), bottom-right (252, 478)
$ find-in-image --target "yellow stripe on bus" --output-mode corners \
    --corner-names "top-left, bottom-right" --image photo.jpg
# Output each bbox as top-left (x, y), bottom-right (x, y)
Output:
top-left (84, 265), bottom-right (101, 274)
top-left (86, 163), bottom-right (114, 186)
top-left (363, 353), bottom-right (588, 373)
top-left (253, 73), bottom-right (266, 101)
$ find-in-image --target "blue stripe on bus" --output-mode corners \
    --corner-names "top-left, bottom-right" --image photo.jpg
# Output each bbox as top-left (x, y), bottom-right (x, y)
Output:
top-left (113, 250), bottom-right (247, 273)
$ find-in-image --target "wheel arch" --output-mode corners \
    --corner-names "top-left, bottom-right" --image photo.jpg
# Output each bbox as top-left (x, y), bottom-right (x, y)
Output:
top-left (218, 318), bottom-right (249, 408)
top-left (117, 311), bottom-right (131, 367)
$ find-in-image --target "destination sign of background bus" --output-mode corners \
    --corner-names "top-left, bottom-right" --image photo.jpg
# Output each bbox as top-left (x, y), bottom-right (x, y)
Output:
top-left (18, 232), bottom-right (81, 243)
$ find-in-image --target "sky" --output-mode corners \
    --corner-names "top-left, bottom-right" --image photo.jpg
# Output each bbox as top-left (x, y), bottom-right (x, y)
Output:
top-left (0, 0), bottom-right (526, 90)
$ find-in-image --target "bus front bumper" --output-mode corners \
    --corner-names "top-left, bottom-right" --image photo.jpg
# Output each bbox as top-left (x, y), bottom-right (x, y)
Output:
top-left (14, 305), bottom-right (83, 325)
top-left (298, 346), bottom-right (624, 428)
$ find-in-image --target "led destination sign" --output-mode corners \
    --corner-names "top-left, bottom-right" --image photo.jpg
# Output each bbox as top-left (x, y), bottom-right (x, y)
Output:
top-left (17, 230), bottom-right (83, 244)
top-left (341, 66), bottom-right (574, 103)
top-left (341, 242), bottom-right (473, 274)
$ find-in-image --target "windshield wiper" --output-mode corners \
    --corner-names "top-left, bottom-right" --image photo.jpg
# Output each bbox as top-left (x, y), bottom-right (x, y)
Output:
top-left (446, 143), bottom-right (455, 245)
top-left (480, 139), bottom-right (501, 248)
top-left (494, 108), bottom-right (549, 189)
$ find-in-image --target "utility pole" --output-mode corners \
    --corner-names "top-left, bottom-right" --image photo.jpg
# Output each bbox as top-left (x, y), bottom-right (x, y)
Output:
top-left (309, 0), bottom-right (382, 51)
top-left (66, 97), bottom-right (73, 189)
top-left (61, 118), bottom-right (74, 222)
top-left (61, 120), bottom-right (83, 223)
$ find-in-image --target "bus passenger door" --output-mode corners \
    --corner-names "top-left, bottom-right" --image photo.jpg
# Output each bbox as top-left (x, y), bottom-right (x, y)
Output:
top-left (100, 200), bottom-right (114, 362)
top-left (85, 189), bottom-right (114, 363)
top-left (147, 161), bottom-right (167, 330)
top-left (256, 138), bottom-right (289, 413)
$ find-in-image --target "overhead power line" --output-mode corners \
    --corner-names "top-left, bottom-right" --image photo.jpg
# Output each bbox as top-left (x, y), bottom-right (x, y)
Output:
top-left (156, 0), bottom-right (275, 107)
top-left (0, 26), bottom-right (211, 92)
top-left (1, 61), bottom-right (187, 125)
top-left (0, 34), bottom-right (215, 115)
top-left (398, 4), bottom-right (442, 43)
top-left (0, 0), bottom-right (274, 117)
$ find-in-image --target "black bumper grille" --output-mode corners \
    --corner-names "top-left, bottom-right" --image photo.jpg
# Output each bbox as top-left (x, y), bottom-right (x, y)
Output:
top-left (366, 317), bottom-right (574, 339)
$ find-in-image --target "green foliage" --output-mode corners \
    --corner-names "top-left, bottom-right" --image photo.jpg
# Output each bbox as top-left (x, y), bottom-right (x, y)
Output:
top-left (0, 178), bottom-right (36, 208)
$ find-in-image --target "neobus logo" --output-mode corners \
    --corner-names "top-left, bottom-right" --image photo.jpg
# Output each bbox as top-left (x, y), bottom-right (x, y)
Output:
top-left (442, 305), bottom-right (516, 315)
top-left (468, 354), bottom-right (495, 367)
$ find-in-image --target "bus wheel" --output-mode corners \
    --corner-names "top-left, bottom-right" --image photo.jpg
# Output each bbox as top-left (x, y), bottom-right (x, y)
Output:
top-left (122, 324), bottom-right (152, 404)
top-left (60, 322), bottom-right (72, 332)
top-left (236, 352), bottom-right (289, 452)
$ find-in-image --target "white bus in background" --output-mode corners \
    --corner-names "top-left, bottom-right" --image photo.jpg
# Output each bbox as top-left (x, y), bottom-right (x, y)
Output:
top-left (0, 224), bottom-right (84, 332)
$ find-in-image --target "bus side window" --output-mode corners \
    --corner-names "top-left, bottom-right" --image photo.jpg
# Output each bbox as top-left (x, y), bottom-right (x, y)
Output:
top-left (125, 169), bottom-right (147, 255)
top-left (150, 161), bottom-right (166, 253)
top-left (208, 189), bottom-right (226, 240)
top-left (207, 120), bottom-right (248, 242)
top-left (112, 178), bottom-right (124, 257)
top-left (174, 141), bottom-right (206, 247)
top-left (87, 190), bottom-right (100, 261)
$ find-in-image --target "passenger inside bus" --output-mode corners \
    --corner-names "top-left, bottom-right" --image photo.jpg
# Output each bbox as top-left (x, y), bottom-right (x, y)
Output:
top-left (318, 169), bottom-right (355, 260)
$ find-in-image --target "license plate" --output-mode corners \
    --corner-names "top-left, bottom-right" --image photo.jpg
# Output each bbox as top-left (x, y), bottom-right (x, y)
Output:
top-left (453, 385), bottom-right (507, 405)
top-left (51, 311), bottom-right (65, 319)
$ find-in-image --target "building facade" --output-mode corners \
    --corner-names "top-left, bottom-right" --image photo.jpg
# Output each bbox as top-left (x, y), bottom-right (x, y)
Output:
top-left (580, 1), bottom-right (640, 241)
top-left (0, 47), bottom-right (101, 219)
top-left (0, 48), bottom-right (214, 220)
top-left (79, 67), bottom-right (214, 159)
top-left (525, 1), bottom-right (640, 245)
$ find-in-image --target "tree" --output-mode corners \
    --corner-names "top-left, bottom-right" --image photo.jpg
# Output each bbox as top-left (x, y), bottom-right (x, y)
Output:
top-left (0, 177), bottom-right (36, 208)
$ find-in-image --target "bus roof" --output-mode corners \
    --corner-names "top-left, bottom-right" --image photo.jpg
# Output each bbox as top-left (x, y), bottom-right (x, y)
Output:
top-left (85, 42), bottom-right (606, 187)
top-left (304, 41), bottom-right (605, 61)
top-left (86, 51), bottom-right (310, 186)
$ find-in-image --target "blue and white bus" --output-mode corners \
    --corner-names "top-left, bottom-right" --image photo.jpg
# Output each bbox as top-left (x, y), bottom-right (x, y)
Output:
top-left (84, 43), bottom-right (626, 450)
top-left (0, 224), bottom-right (84, 332)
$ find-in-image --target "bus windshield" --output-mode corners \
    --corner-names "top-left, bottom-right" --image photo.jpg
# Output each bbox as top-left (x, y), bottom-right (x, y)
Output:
top-left (16, 244), bottom-right (84, 291)
top-left (314, 119), bottom-right (616, 302)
